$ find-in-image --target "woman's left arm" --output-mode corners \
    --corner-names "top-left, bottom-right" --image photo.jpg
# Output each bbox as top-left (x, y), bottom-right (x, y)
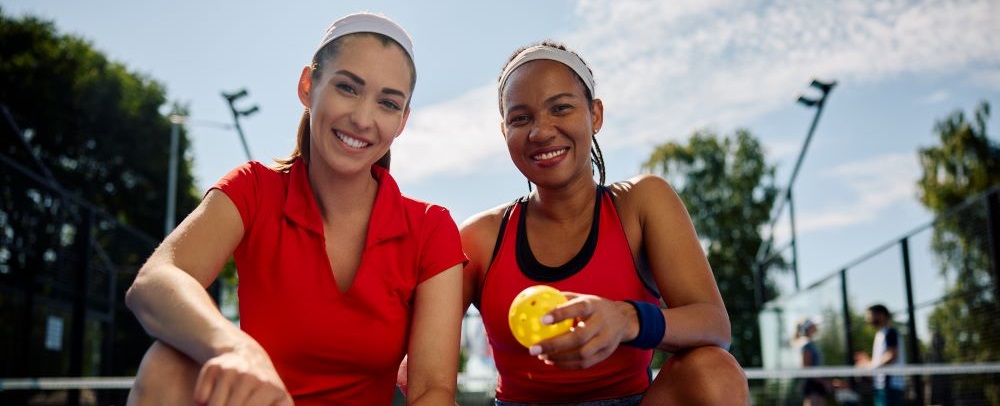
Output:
top-left (405, 264), bottom-right (464, 405)
top-left (533, 175), bottom-right (730, 369)
top-left (632, 174), bottom-right (731, 351)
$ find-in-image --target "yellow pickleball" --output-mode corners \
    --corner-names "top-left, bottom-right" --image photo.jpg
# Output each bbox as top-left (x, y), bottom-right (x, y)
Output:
top-left (507, 285), bottom-right (573, 348)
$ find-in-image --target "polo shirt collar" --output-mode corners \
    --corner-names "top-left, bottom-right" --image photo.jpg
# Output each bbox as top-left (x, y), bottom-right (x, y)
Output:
top-left (367, 165), bottom-right (408, 245)
top-left (282, 159), bottom-right (408, 245)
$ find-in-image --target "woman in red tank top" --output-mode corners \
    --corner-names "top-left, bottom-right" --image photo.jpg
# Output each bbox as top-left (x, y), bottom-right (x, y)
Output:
top-left (459, 41), bottom-right (750, 405)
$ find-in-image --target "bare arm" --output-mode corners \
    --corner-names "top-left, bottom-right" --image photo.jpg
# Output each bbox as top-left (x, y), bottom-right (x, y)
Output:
top-left (126, 189), bottom-right (245, 362)
top-left (632, 175), bottom-right (731, 351)
top-left (459, 208), bottom-right (504, 313)
top-left (125, 189), bottom-right (290, 405)
top-left (875, 347), bottom-right (899, 367)
top-left (528, 176), bottom-right (729, 369)
top-left (405, 264), bottom-right (464, 405)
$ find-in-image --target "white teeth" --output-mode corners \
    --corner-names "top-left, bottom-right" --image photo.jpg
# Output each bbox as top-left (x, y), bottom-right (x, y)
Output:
top-left (533, 149), bottom-right (567, 161)
top-left (335, 131), bottom-right (370, 149)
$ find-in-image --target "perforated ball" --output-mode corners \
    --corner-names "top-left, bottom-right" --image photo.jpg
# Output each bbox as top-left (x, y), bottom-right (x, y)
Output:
top-left (507, 285), bottom-right (573, 348)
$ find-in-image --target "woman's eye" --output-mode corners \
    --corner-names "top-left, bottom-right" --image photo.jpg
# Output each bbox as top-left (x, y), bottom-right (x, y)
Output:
top-left (336, 83), bottom-right (357, 94)
top-left (508, 115), bottom-right (530, 126)
top-left (553, 104), bottom-right (572, 114)
top-left (380, 100), bottom-right (402, 110)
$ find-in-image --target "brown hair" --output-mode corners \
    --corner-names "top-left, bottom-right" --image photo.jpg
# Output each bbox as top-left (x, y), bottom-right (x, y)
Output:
top-left (273, 32), bottom-right (416, 172)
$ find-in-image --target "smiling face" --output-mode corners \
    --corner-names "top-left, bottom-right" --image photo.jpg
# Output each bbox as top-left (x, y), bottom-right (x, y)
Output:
top-left (500, 59), bottom-right (603, 190)
top-left (298, 34), bottom-right (412, 176)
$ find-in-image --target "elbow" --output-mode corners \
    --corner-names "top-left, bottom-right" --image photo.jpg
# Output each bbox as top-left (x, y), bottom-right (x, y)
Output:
top-left (124, 266), bottom-right (157, 328)
top-left (406, 384), bottom-right (456, 406)
top-left (716, 306), bottom-right (733, 350)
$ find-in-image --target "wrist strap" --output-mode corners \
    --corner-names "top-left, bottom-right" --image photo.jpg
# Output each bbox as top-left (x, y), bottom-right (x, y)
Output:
top-left (622, 300), bottom-right (666, 350)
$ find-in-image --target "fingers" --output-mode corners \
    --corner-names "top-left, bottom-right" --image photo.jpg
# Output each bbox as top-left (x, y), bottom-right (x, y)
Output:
top-left (194, 362), bottom-right (219, 404)
top-left (204, 364), bottom-right (236, 406)
top-left (243, 385), bottom-right (293, 406)
top-left (222, 374), bottom-right (260, 406)
top-left (273, 394), bottom-right (295, 406)
top-left (530, 294), bottom-right (635, 370)
top-left (543, 293), bottom-right (593, 325)
top-left (193, 358), bottom-right (291, 406)
top-left (534, 322), bottom-right (616, 369)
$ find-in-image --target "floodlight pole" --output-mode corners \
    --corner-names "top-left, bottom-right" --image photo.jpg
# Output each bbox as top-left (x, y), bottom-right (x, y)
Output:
top-left (787, 79), bottom-right (837, 290)
top-left (165, 115), bottom-right (184, 236)
top-left (222, 88), bottom-right (259, 162)
top-left (753, 79), bottom-right (836, 309)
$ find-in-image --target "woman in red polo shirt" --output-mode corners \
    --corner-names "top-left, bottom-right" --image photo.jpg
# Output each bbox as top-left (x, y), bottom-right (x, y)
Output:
top-left (460, 41), bottom-right (749, 405)
top-left (125, 13), bottom-right (466, 405)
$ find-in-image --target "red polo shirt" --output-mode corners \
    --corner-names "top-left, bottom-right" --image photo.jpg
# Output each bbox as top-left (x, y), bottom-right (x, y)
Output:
top-left (213, 158), bottom-right (466, 405)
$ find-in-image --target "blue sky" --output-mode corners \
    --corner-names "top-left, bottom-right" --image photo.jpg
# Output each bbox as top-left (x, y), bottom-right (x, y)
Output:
top-left (5, 0), bottom-right (999, 296)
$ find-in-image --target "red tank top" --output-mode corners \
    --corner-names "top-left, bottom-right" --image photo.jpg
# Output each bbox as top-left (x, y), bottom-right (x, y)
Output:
top-left (479, 187), bottom-right (659, 402)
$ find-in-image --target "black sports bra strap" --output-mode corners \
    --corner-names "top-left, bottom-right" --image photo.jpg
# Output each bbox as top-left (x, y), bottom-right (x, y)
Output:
top-left (488, 198), bottom-right (521, 269)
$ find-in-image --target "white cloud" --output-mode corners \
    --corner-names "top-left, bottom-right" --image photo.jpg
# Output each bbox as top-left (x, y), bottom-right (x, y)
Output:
top-left (568, 0), bottom-right (999, 148)
top-left (797, 152), bottom-right (920, 232)
top-left (391, 85), bottom-right (508, 183)
top-left (393, 0), bottom-right (998, 183)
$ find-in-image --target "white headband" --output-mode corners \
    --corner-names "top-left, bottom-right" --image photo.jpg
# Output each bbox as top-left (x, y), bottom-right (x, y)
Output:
top-left (498, 45), bottom-right (595, 105)
top-left (314, 12), bottom-right (414, 63)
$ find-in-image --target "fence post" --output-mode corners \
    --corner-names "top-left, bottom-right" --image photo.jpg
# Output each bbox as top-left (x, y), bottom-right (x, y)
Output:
top-left (900, 237), bottom-right (924, 404)
top-left (68, 208), bottom-right (94, 406)
top-left (839, 269), bottom-right (853, 366)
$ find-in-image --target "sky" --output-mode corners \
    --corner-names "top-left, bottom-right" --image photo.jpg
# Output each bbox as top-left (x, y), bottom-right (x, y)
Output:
top-left (4, 0), bottom-right (999, 300)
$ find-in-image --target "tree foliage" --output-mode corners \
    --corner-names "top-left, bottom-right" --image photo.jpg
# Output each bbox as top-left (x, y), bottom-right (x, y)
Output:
top-left (0, 10), bottom-right (199, 230)
top-left (643, 128), bottom-right (781, 367)
top-left (918, 101), bottom-right (1000, 404)
top-left (919, 102), bottom-right (999, 358)
top-left (0, 8), bottom-right (200, 382)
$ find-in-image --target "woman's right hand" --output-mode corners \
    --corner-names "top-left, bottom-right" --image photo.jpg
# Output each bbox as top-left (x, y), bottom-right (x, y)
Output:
top-left (193, 340), bottom-right (293, 406)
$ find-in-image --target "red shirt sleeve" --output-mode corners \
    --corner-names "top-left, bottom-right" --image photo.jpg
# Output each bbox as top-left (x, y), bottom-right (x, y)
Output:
top-left (210, 162), bottom-right (260, 231)
top-left (417, 205), bottom-right (468, 284)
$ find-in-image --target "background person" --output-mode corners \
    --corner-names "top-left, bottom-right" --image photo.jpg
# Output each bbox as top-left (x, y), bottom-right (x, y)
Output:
top-left (855, 304), bottom-right (906, 406)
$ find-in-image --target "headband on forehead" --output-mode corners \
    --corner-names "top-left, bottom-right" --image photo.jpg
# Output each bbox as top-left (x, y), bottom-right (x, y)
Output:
top-left (314, 12), bottom-right (414, 63)
top-left (498, 45), bottom-right (596, 101)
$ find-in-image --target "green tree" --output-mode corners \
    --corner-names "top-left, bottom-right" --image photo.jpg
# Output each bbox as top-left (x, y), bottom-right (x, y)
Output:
top-left (643, 129), bottom-right (781, 367)
top-left (0, 7), bottom-right (200, 387)
top-left (918, 101), bottom-right (1000, 404)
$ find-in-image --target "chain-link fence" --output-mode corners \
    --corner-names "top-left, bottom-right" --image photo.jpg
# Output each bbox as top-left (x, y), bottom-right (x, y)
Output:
top-left (756, 186), bottom-right (1000, 405)
top-left (0, 151), bottom-right (162, 406)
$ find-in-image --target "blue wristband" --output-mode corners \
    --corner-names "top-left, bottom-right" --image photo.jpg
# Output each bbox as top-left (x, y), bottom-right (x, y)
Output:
top-left (622, 300), bottom-right (665, 350)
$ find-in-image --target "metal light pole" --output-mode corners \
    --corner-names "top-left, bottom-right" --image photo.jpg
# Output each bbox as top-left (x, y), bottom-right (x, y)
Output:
top-left (787, 79), bottom-right (836, 290)
top-left (164, 115), bottom-right (236, 236)
top-left (754, 79), bottom-right (836, 307)
top-left (222, 88), bottom-right (259, 162)
top-left (165, 114), bottom-right (184, 237)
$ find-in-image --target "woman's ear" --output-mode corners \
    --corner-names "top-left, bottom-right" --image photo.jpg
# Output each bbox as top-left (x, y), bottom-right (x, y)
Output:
top-left (590, 98), bottom-right (604, 134)
top-left (297, 66), bottom-right (313, 108)
top-left (499, 120), bottom-right (507, 140)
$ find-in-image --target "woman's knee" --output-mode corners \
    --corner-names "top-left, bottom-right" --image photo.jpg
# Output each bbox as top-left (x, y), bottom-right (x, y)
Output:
top-left (128, 341), bottom-right (200, 406)
top-left (644, 346), bottom-right (748, 405)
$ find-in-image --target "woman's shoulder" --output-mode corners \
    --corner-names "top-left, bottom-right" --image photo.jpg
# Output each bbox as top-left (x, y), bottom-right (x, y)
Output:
top-left (398, 194), bottom-right (455, 222)
top-left (461, 200), bottom-right (516, 236)
top-left (458, 200), bottom-right (518, 268)
top-left (215, 160), bottom-right (288, 189)
top-left (606, 173), bottom-right (678, 213)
